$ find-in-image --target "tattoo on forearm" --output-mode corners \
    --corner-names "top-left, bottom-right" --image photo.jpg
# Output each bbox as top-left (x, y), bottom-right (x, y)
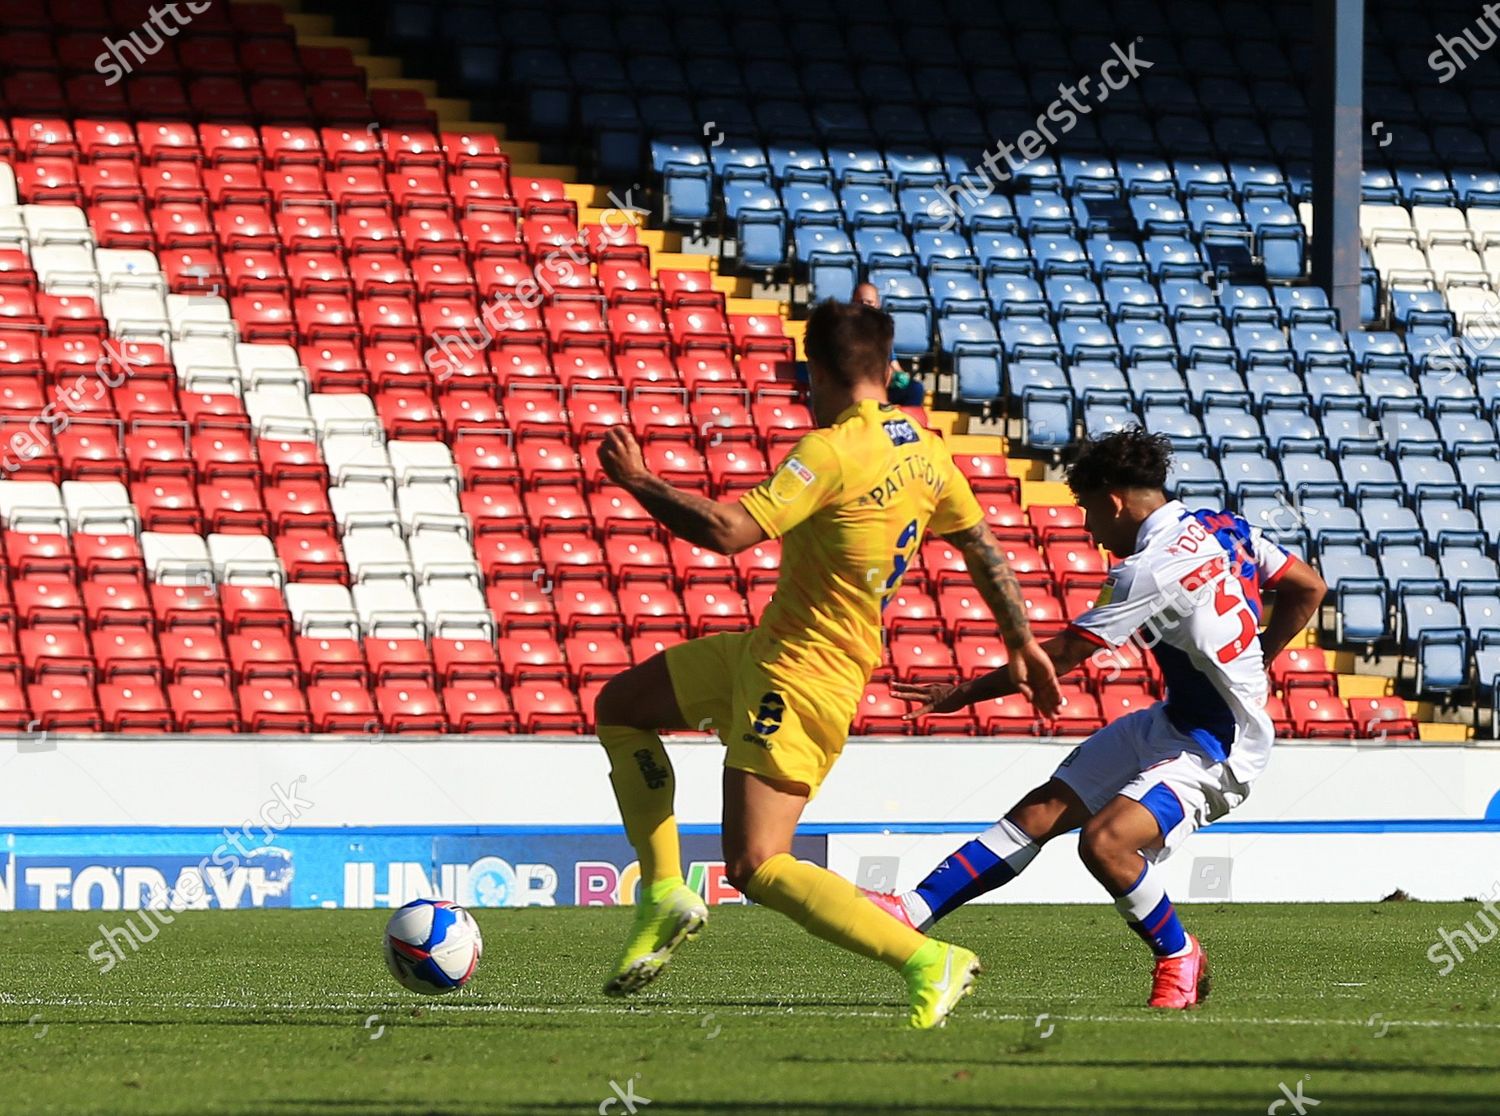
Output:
top-left (943, 523), bottom-right (1032, 645)
top-left (629, 474), bottom-right (730, 549)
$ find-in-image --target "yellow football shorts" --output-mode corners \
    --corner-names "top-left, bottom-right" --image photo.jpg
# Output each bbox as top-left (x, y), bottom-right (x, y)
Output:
top-left (664, 630), bottom-right (858, 794)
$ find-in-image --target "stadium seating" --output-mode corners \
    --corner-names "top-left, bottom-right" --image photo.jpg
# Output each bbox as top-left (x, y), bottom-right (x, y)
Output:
top-left (0, 0), bottom-right (1481, 740)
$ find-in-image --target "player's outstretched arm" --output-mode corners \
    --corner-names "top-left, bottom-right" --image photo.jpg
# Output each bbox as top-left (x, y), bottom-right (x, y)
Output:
top-left (1257, 556), bottom-right (1328, 663)
top-left (941, 520), bottom-right (1063, 715)
top-left (892, 629), bottom-right (1096, 720)
top-left (599, 427), bottom-right (767, 555)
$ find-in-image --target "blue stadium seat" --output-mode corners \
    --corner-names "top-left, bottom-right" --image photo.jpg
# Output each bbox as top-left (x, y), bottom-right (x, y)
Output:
top-left (1368, 504), bottom-right (1422, 546)
top-left (784, 183), bottom-right (841, 227)
top-left (1045, 276), bottom-right (1104, 319)
top-left (1127, 362), bottom-right (1186, 404)
top-left (853, 227), bottom-right (915, 269)
top-left (1058, 319), bottom-right (1120, 364)
top-left (1263, 405), bottom-right (1323, 450)
top-left (808, 251), bottom-right (859, 302)
top-left (1176, 322), bottom-right (1234, 363)
top-left (930, 273), bottom-right (987, 315)
top-left (987, 274), bottom-right (1045, 318)
top-left (841, 184), bottom-right (900, 227)
top-left (738, 210), bottom-right (788, 271)
top-left (1130, 195), bottom-right (1189, 234)
top-left (885, 296), bottom-right (933, 358)
top-left (1083, 390), bottom-right (1139, 436)
top-left (939, 315), bottom-right (1000, 354)
top-left (974, 232), bottom-right (1033, 276)
top-left (1022, 388), bottom-right (1075, 451)
top-left (1102, 278), bottom-right (1164, 320)
top-left (913, 230), bottom-right (975, 271)
top-left (1007, 360), bottom-right (1067, 399)
top-left (1069, 360), bottom-right (1129, 396)
top-left (1335, 579), bottom-right (1390, 645)
top-left (953, 343), bottom-right (1002, 404)
top-left (996, 316), bottom-right (1059, 361)
top-left (663, 163), bottom-right (713, 226)
top-left (1143, 236), bottom-right (1204, 279)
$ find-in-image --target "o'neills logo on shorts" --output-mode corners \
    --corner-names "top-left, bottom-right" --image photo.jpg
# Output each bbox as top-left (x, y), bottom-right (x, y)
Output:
top-left (634, 749), bottom-right (670, 789)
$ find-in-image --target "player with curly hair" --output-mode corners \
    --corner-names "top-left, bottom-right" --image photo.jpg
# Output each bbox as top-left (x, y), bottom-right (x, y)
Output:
top-left (866, 428), bottom-right (1326, 1008)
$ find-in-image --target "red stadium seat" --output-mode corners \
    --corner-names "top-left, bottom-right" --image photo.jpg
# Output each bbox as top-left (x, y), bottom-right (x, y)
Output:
top-left (1347, 696), bottom-right (1418, 741)
top-left (1098, 684), bottom-right (1157, 723)
top-left (888, 632), bottom-right (957, 681)
top-left (160, 630), bottom-right (231, 683)
top-left (443, 684), bottom-right (519, 733)
top-left (99, 681), bottom-right (173, 733)
top-left (681, 584), bottom-right (751, 635)
top-left (980, 693), bottom-right (1042, 736)
top-left (28, 677), bottom-right (102, 732)
top-left (366, 636), bottom-right (438, 690)
top-left (90, 629), bottom-right (161, 682)
top-left (562, 631), bottom-right (632, 683)
top-left (239, 680), bottom-right (312, 733)
top-left (954, 633), bottom-right (1009, 679)
top-left (296, 636), bottom-right (368, 685)
top-left (510, 679), bottom-right (585, 732)
top-left (432, 636), bottom-right (502, 686)
top-left (1287, 689), bottom-right (1357, 739)
top-left (854, 683), bottom-right (912, 735)
top-left (499, 631), bottom-right (567, 682)
top-left (1050, 684), bottom-right (1105, 735)
top-left (1264, 693), bottom-right (1293, 737)
top-left (308, 682), bottom-right (380, 732)
top-left (1271, 648), bottom-right (1337, 694)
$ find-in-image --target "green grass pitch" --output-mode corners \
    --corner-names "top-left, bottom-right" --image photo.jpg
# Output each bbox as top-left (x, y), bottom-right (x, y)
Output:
top-left (2, 903), bottom-right (1497, 1115)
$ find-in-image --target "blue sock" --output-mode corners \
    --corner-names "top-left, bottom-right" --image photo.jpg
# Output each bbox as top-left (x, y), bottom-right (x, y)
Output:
top-left (907, 818), bottom-right (1039, 928)
top-left (1114, 860), bottom-right (1189, 957)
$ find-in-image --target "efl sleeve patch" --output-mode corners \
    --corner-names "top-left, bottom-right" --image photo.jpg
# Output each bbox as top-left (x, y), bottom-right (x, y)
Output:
top-left (770, 456), bottom-right (815, 503)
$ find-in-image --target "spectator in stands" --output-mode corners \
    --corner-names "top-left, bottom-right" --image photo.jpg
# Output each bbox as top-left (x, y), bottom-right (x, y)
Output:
top-left (854, 283), bottom-right (926, 408)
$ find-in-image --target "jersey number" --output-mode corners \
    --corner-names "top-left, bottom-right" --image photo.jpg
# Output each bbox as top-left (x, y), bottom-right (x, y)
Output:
top-left (1179, 557), bottom-right (1257, 664)
top-left (879, 519), bottom-right (920, 611)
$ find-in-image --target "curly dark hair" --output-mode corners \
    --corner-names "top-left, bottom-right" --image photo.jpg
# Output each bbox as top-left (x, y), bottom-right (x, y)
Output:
top-left (1065, 428), bottom-right (1174, 495)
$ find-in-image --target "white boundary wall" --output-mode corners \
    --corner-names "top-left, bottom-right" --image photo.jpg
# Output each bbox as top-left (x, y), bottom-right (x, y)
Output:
top-left (3, 736), bottom-right (1499, 903)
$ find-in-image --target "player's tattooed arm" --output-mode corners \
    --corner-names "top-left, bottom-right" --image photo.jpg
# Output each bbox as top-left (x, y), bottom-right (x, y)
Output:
top-left (599, 427), bottom-right (766, 555)
top-left (941, 520), bottom-right (1032, 648)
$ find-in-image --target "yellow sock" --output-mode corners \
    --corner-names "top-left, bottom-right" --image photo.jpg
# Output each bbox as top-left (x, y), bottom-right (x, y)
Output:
top-left (600, 724), bottom-right (681, 887)
top-left (745, 853), bottom-right (926, 969)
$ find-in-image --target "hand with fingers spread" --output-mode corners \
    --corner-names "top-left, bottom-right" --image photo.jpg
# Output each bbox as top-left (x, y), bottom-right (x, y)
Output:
top-left (890, 679), bottom-right (968, 719)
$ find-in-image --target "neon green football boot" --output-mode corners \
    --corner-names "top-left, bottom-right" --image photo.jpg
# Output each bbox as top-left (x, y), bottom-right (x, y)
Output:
top-left (603, 878), bottom-right (708, 996)
top-left (903, 938), bottom-right (981, 1029)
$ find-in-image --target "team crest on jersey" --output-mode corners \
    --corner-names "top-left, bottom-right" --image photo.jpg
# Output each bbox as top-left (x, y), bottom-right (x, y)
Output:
top-left (770, 457), bottom-right (815, 502)
top-left (882, 419), bottom-right (918, 446)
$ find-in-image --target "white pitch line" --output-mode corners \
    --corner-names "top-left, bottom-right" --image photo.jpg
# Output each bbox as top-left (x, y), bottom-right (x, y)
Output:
top-left (4, 995), bottom-right (1500, 1032)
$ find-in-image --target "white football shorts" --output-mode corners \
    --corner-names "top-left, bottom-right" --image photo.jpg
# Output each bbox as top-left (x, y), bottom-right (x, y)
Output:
top-left (1051, 703), bottom-right (1251, 861)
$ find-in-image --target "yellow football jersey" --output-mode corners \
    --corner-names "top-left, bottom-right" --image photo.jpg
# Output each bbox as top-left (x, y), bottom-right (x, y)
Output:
top-left (738, 399), bottom-right (984, 693)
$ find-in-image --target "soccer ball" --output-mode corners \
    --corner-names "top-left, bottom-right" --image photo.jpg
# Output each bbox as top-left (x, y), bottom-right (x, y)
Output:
top-left (382, 899), bottom-right (483, 995)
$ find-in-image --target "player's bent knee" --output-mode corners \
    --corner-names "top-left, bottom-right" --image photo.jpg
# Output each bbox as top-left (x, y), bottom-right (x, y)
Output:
top-left (723, 843), bottom-right (788, 893)
top-left (1077, 813), bottom-right (1128, 865)
top-left (595, 668), bottom-right (652, 731)
top-left (724, 851), bottom-right (766, 894)
top-left (593, 678), bottom-right (626, 732)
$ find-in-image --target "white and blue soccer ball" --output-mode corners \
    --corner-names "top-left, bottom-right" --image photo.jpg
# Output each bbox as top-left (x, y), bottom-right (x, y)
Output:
top-left (382, 899), bottom-right (484, 995)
